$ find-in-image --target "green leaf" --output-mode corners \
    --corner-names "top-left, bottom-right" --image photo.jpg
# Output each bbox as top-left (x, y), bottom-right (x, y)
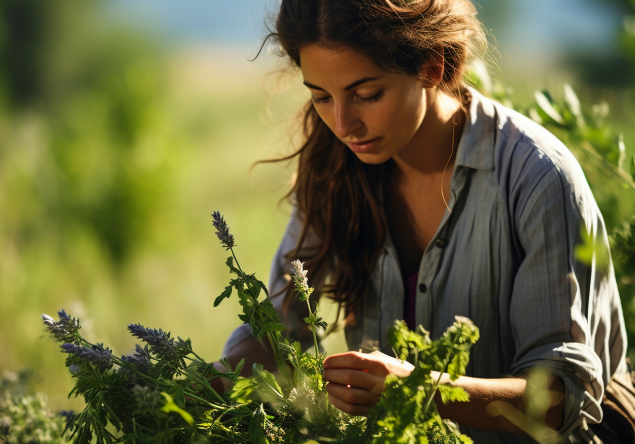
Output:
top-left (563, 84), bottom-right (585, 127)
top-left (534, 91), bottom-right (564, 125)
top-left (437, 385), bottom-right (469, 404)
top-left (225, 256), bottom-right (241, 275)
top-left (447, 351), bottom-right (469, 380)
top-left (575, 226), bottom-right (610, 272)
top-left (248, 404), bottom-right (269, 444)
top-left (252, 364), bottom-right (283, 398)
top-left (213, 286), bottom-right (232, 307)
top-left (229, 377), bottom-right (258, 403)
top-left (630, 156), bottom-right (635, 182)
top-left (160, 392), bottom-right (194, 425)
top-left (617, 134), bottom-right (626, 170)
top-left (259, 300), bottom-right (280, 321)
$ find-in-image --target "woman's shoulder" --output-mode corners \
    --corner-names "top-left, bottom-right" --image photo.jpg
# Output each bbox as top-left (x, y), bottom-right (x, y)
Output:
top-left (466, 88), bottom-right (594, 215)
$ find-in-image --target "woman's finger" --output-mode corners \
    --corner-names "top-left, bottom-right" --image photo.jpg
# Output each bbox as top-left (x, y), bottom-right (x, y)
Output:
top-left (327, 391), bottom-right (372, 417)
top-left (323, 368), bottom-right (385, 392)
top-left (325, 382), bottom-right (381, 405)
top-left (324, 352), bottom-right (390, 375)
top-left (323, 351), bottom-right (413, 378)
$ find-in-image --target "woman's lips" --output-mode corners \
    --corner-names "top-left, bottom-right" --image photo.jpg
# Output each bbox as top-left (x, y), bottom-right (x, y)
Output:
top-left (345, 137), bottom-right (381, 153)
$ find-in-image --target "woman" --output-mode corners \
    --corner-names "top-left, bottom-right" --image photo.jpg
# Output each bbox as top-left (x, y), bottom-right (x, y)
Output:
top-left (221, 0), bottom-right (630, 442)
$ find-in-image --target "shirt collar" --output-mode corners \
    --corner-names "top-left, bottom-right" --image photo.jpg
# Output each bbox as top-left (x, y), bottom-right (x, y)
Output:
top-left (454, 87), bottom-right (497, 171)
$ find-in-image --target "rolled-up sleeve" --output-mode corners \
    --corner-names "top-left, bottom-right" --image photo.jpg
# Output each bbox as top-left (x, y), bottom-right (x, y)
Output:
top-left (222, 208), bottom-right (312, 358)
top-left (508, 157), bottom-right (615, 439)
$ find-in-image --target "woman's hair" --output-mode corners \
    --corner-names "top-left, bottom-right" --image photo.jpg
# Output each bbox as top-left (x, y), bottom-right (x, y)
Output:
top-left (264, 0), bottom-right (488, 322)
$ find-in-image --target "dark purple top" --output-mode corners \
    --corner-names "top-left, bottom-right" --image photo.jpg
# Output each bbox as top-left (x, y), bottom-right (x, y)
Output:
top-left (403, 272), bottom-right (418, 331)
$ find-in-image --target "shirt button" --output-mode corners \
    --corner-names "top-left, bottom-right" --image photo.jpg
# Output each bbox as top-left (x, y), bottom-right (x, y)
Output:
top-left (418, 283), bottom-right (427, 293)
top-left (435, 238), bottom-right (446, 248)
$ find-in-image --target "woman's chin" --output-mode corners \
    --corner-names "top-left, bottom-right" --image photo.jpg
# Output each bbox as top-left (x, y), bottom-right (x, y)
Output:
top-left (352, 151), bottom-right (392, 165)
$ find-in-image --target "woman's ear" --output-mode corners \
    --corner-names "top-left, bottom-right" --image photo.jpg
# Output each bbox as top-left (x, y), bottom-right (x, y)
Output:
top-left (419, 48), bottom-right (445, 88)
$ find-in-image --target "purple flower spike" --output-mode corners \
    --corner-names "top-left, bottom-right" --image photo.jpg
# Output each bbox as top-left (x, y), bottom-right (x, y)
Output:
top-left (61, 343), bottom-right (113, 372)
top-left (127, 323), bottom-right (184, 359)
top-left (212, 211), bottom-right (236, 250)
top-left (122, 344), bottom-right (152, 373)
top-left (42, 310), bottom-right (80, 343)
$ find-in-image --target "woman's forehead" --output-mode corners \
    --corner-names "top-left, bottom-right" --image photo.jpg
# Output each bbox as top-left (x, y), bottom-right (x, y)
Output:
top-left (299, 44), bottom-right (388, 89)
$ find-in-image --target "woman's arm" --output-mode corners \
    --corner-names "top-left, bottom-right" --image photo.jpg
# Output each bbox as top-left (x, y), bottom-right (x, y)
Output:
top-left (209, 337), bottom-right (277, 393)
top-left (432, 371), bottom-right (564, 433)
top-left (322, 351), bottom-right (565, 434)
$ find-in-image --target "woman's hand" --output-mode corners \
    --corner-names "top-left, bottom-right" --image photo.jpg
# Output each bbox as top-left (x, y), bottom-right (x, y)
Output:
top-left (322, 351), bottom-right (414, 416)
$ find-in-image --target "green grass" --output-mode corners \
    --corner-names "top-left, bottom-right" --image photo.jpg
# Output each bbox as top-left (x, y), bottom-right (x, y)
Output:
top-left (0, 52), bottom-right (299, 411)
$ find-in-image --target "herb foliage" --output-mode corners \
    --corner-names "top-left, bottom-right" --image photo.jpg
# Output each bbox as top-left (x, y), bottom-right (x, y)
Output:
top-left (40, 212), bottom-right (479, 443)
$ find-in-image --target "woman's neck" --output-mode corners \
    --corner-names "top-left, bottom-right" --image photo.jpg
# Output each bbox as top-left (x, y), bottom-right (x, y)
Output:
top-left (391, 89), bottom-right (466, 185)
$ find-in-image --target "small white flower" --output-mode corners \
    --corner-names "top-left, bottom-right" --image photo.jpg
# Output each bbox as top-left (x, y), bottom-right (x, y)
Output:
top-left (41, 314), bottom-right (55, 326)
top-left (290, 259), bottom-right (309, 293)
top-left (454, 316), bottom-right (472, 325)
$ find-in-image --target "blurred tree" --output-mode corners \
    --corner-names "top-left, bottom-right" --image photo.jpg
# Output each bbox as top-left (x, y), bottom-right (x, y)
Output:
top-left (570, 0), bottom-right (635, 87)
top-left (0, 0), bottom-right (170, 267)
top-left (0, 0), bottom-right (52, 109)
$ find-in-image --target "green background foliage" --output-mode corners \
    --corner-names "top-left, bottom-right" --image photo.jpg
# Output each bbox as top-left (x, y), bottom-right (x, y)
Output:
top-left (1, 0), bottom-right (634, 420)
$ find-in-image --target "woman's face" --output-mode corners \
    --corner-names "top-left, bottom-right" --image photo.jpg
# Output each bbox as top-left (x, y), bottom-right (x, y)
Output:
top-left (299, 43), bottom-right (431, 165)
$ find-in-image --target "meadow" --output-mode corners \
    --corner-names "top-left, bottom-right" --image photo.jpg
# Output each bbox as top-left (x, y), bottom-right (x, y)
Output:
top-left (1, 0), bottom-right (635, 421)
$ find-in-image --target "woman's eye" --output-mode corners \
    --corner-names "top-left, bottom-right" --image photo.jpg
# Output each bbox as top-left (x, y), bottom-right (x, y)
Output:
top-left (358, 90), bottom-right (384, 103)
top-left (312, 96), bottom-right (330, 104)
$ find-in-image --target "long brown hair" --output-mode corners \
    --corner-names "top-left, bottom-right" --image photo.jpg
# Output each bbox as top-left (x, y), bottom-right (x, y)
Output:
top-left (263, 0), bottom-right (487, 319)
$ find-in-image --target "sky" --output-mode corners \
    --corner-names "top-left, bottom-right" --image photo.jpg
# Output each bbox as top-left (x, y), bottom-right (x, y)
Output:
top-left (105, 0), bottom-right (624, 59)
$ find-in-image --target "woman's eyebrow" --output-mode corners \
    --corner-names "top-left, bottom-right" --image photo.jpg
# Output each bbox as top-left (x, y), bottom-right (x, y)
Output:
top-left (302, 76), bottom-right (384, 92)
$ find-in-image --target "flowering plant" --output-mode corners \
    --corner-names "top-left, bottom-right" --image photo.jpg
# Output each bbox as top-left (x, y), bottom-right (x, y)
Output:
top-left (39, 212), bottom-right (478, 443)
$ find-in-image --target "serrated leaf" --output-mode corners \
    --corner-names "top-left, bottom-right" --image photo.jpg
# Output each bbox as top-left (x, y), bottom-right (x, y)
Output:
top-left (214, 286), bottom-right (232, 307)
top-left (252, 321), bottom-right (285, 339)
top-left (438, 385), bottom-right (470, 404)
top-left (259, 300), bottom-right (280, 321)
top-left (225, 256), bottom-right (241, 275)
top-left (252, 364), bottom-right (283, 398)
top-left (229, 377), bottom-right (258, 403)
top-left (257, 280), bottom-right (269, 297)
top-left (248, 404), bottom-right (269, 444)
top-left (534, 91), bottom-right (564, 125)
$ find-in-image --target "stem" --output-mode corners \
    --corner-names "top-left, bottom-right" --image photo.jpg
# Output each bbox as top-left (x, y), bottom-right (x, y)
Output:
top-left (422, 336), bottom-right (459, 415)
top-left (266, 332), bottom-right (291, 383)
top-left (180, 368), bottom-right (227, 405)
top-left (304, 299), bottom-right (320, 358)
top-left (422, 369), bottom-right (446, 415)
top-left (230, 248), bottom-right (244, 274)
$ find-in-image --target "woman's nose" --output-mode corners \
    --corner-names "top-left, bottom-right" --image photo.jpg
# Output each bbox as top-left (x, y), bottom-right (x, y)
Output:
top-left (334, 103), bottom-right (361, 139)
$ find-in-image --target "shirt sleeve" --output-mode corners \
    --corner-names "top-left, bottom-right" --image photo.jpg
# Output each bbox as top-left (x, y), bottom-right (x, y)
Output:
top-left (507, 156), bottom-right (618, 439)
top-left (222, 207), bottom-right (313, 358)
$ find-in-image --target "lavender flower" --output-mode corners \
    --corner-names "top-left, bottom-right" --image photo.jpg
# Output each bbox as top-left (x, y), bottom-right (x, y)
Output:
top-left (69, 364), bottom-right (81, 374)
top-left (212, 211), bottom-right (236, 250)
top-left (59, 410), bottom-right (75, 425)
top-left (41, 309), bottom-right (80, 343)
top-left (291, 260), bottom-right (313, 301)
top-left (121, 344), bottom-right (153, 373)
top-left (128, 323), bottom-right (189, 359)
top-left (61, 343), bottom-right (113, 372)
top-left (128, 324), bottom-right (172, 347)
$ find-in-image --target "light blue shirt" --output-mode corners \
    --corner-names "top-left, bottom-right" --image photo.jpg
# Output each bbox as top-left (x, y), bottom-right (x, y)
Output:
top-left (224, 87), bottom-right (628, 443)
